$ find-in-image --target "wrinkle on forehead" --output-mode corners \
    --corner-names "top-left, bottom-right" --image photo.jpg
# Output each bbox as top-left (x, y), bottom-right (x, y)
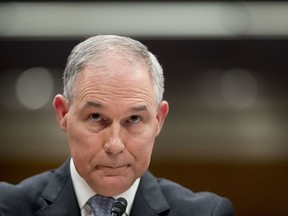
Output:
top-left (72, 60), bottom-right (155, 111)
top-left (80, 100), bottom-right (149, 116)
top-left (77, 83), bottom-right (154, 111)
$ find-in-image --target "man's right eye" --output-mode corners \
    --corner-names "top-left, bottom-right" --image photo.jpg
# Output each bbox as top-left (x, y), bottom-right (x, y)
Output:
top-left (89, 113), bottom-right (102, 122)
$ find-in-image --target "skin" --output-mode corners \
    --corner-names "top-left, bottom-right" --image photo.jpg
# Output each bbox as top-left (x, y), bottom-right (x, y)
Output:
top-left (53, 56), bottom-right (169, 196)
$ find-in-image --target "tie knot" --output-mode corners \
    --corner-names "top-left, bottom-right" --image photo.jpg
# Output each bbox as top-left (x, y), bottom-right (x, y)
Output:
top-left (89, 194), bottom-right (115, 216)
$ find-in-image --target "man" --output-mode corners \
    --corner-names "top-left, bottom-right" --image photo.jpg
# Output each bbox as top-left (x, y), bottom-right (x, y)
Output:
top-left (0, 35), bottom-right (234, 215)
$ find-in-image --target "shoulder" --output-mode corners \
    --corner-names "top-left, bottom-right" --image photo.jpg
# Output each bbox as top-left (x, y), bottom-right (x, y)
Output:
top-left (142, 172), bottom-right (234, 215)
top-left (0, 169), bottom-right (54, 196)
top-left (0, 159), bottom-right (72, 216)
top-left (0, 170), bottom-right (53, 215)
top-left (159, 178), bottom-right (233, 215)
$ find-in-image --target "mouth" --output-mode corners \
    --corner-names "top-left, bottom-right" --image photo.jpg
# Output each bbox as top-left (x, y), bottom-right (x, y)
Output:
top-left (97, 164), bottom-right (130, 175)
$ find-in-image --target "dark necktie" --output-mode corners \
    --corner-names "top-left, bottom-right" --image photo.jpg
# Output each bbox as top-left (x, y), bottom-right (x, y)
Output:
top-left (88, 194), bottom-right (115, 216)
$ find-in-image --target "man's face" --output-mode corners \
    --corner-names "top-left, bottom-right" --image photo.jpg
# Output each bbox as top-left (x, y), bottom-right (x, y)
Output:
top-left (54, 57), bottom-right (168, 196)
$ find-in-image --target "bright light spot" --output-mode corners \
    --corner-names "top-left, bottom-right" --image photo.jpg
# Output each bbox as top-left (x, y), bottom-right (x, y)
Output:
top-left (16, 67), bottom-right (54, 110)
top-left (222, 68), bottom-right (258, 109)
top-left (219, 3), bottom-right (252, 35)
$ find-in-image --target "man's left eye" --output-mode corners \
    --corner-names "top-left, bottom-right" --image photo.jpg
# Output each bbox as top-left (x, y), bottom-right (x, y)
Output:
top-left (128, 115), bottom-right (141, 123)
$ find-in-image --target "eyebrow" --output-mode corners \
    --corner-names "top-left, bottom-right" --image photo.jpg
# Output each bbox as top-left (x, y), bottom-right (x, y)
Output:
top-left (82, 101), bottom-right (104, 110)
top-left (130, 105), bottom-right (148, 112)
top-left (82, 100), bottom-right (148, 112)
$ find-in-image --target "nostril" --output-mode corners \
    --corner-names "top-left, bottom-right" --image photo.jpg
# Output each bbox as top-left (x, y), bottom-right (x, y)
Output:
top-left (104, 137), bottom-right (124, 154)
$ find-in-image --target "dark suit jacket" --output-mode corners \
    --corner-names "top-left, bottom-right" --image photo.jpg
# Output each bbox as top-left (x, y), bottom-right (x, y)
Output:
top-left (0, 159), bottom-right (234, 216)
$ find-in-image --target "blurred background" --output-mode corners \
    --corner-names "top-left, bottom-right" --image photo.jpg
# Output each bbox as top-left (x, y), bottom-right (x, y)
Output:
top-left (0, 1), bottom-right (287, 215)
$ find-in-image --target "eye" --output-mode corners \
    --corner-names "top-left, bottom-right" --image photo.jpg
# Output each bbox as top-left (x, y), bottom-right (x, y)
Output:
top-left (128, 115), bottom-right (141, 123)
top-left (89, 113), bottom-right (102, 122)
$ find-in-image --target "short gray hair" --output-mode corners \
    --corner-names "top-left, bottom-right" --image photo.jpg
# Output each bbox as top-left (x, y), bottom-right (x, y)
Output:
top-left (63, 35), bottom-right (165, 105)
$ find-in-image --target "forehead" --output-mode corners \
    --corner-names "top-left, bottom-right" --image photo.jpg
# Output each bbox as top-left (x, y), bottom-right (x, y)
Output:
top-left (73, 57), bottom-right (155, 105)
top-left (82, 56), bottom-right (152, 86)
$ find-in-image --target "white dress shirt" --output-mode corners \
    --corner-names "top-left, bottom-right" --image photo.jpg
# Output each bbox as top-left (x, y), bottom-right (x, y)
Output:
top-left (70, 158), bottom-right (140, 216)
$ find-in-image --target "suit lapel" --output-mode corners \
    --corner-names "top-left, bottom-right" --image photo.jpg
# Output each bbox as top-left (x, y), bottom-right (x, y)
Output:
top-left (34, 162), bottom-right (169, 216)
top-left (36, 159), bottom-right (80, 216)
top-left (130, 171), bottom-right (170, 216)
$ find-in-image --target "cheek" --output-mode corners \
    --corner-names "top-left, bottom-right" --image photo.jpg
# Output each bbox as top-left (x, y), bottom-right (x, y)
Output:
top-left (67, 119), bottom-right (101, 161)
top-left (138, 121), bottom-right (158, 151)
top-left (67, 124), bottom-right (105, 178)
top-left (131, 139), bottom-right (155, 178)
top-left (130, 130), bottom-right (156, 164)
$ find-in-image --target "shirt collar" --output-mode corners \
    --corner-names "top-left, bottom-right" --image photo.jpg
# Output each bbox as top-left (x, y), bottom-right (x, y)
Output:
top-left (70, 158), bottom-right (140, 215)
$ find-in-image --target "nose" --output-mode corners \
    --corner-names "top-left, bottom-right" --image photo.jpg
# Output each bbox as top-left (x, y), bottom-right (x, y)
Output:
top-left (104, 124), bottom-right (125, 155)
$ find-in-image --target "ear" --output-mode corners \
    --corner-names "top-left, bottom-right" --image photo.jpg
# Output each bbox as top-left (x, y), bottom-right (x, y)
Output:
top-left (53, 94), bottom-right (69, 132)
top-left (156, 100), bottom-right (169, 136)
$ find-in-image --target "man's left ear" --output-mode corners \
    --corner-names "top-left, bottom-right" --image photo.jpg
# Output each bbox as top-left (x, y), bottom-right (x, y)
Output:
top-left (156, 100), bottom-right (169, 135)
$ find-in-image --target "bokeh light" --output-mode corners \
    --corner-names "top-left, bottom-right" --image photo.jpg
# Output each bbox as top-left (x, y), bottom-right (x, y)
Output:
top-left (16, 67), bottom-right (54, 110)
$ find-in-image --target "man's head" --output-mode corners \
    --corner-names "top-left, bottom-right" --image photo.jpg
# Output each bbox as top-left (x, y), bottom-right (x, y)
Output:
top-left (63, 35), bottom-right (165, 105)
top-left (53, 35), bottom-right (169, 196)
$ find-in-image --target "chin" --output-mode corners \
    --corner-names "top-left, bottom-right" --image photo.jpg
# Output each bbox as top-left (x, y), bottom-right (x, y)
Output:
top-left (90, 175), bottom-right (134, 196)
